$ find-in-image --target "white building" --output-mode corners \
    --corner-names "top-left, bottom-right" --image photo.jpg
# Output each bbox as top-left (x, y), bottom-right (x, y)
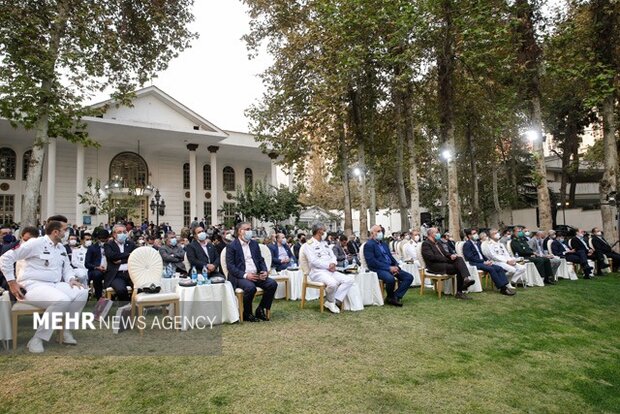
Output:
top-left (0, 86), bottom-right (288, 230)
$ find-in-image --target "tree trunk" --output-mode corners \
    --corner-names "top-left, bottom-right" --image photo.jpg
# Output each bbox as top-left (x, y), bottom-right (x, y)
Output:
top-left (339, 122), bottom-right (353, 237)
top-left (492, 158), bottom-right (501, 222)
top-left (532, 97), bottom-right (553, 230)
top-left (408, 125), bottom-right (421, 230)
top-left (358, 141), bottom-right (368, 241)
top-left (368, 169), bottom-right (376, 227)
top-left (466, 122), bottom-right (480, 224)
top-left (600, 95), bottom-right (618, 249)
top-left (568, 144), bottom-right (579, 206)
top-left (395, 109), bottom-right (409, 232)
top-left (438, 0), bottom-right (461, 240)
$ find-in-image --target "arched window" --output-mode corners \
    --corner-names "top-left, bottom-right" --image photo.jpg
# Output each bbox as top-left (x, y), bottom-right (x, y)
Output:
top-left (109, 152), bottom-right (148, 187)
top-left (0, 148), bottom-right (16, 180)
top-left (203, 164), bottom-right (211, 190)
top-left (244, 168), bottom-right (253, 189)
top-left (183, 163), bottom-right (190, 189)
top-left (223, 166), bottom-right (235, 191)
top-left (22, 150), bottom-right (32, 180)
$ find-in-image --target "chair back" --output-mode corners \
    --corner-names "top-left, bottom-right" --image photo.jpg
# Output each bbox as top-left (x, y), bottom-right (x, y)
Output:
top-left (398, 241), bottom-right (406, 258)
top-left (259, 243), bottom-right (272, 270)
top-left (588, 238), bottom-right (595, 250)
top-left (416, 243), bottom-right (426, 269)
top-left (506, 241), bottom-right (514, 257)
top-left (220, 247), bottom-right (228, 278)
top-left (128, 246), bottom-right (163, 289)
top-left (183, 252), bottom-right (190, 272)
top-left (359, 242), bottom-right (368, 271)
top-left (299, 244), bottom-right (310, 279)
top-left (546, 240), bottom-right (554, 255)
top-left (456, 241), bottom-right (465, 257)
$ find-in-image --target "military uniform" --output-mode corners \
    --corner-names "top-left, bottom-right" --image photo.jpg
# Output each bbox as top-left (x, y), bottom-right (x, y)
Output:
top-left (482, 240), bottom-right (526, 284)
top-left (304, 238), bottom-right (354, 304)
top-left (70, 245), bottom-right (89, 286)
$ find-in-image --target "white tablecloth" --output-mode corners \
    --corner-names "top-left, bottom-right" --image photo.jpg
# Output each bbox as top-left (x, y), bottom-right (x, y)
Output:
top-left (274, 269), bottom-right (320, 301)
top-left (401, 263), bottom-right (423, 287)
top-left (465, 264), bottom-right (483, 293)
top-left (524, 262), bottom-right (545, 287)
top-left (343, 271), bottom-right (384, 311)
top-left (0, 291), bottom-right (11, 345)
top-left (555, 258), bottom-right (578, 280)
top-left (160, 278), bottom-right (239, 329)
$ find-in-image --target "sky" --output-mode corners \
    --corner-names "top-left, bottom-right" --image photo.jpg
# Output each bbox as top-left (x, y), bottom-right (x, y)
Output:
top-left (90, 1), bottom-right (271, 133)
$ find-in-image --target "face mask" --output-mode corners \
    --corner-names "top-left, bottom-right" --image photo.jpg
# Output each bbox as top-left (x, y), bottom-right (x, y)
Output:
top-left (243, 230), bottom-right (253, 242)
top-left (518, 231), bottom-right (524, 238)
top-left (577, 233), bottom-right (583, 238)
top-left (524, 231), bottom-right (531, 237)
top-left (170, 238), bottom-right (178, 246)
top-left (85, 240), bottom-right (92, 247)
top-left (61, 231), bottom-right (69, 244)
top-left (2, 234), bottom-right (14, 244)
top-left (376, 232), bottom-right (384, 241)
top-left (321, 232), bottom-right (327, 241)
top-left (405, 235), bottom-right (411, 240)
top-left (69, 240), bottom-right (77, 246)
top-left (281, 240), bottom-right (287, 246)
top-left (435, 233), bottom-right (441, 241)
top-left (414, 235), bottom-right (420, 242)
top-left (472, 234), bottom-right (479, 241)
top-left (116, 233), bottom-right (127, 243)
top-left (558, 238), bottom-right (564, 243)
top-left (493, 233), bottom-right (501, 240)
top-left (138, 240), bottom-right (145, 245)
top-left (551, 234), bottom-right (557, 239)
top-left (596, 232), bottom-right (602, 237)
top-left (198, 232), bottom-right (207, 241)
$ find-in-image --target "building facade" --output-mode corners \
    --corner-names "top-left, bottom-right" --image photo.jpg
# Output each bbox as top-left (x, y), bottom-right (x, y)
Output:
top-left (0, 86), bottom-right (288, 230)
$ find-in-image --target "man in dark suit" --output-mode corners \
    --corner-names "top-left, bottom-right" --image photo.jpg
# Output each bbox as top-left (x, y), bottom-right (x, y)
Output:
top-left (439, 232), bottom-right (457, 255)
top-left (268, 232), bottom-right (295, 271)
top-left (570, 229), bottom-right (607, 275)
top-left (346, 235), bottom-right (360, 262)
top-left (364, 225), bottom-right (414, 306)
top-left (511, 227), bottom-right (555, 284)
top-left (551, 232), bottom-right (593, 278)
top-left (185, 226), bottom-right (223, 277)
top-left (293, 233), bottom-right (306, 260)
top-left (421, 227), bottom-right (475, 300)
top-left (85, 230), bottom-right (109, 299)
top-left (103, 224), bottom-right (136, 302)
top-left (226, 222), bottom-right (277, 322)
top-left (590, 227), bottom-right (619, 272)
top-left (462, 229), bottom-right (514, 296)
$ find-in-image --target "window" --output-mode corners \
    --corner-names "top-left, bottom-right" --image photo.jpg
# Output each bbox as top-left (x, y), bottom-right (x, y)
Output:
top-left (223, 202), bottom-right (236, 227)
top-left (203, 164), bottom-right (211, 190)
top-left (223, 166), bottom-right (235, 191)
top-left (203, 201), bottom-right (212, 225)
top-left (244, 168), bottom-right (253, 189)
top-left (183, 163), bottom-right (190, 190)
top-left (0, 148), bottom-right (16, 180)
top-left (0, 195), bottom-right (15, 225)
top-left (22, 150), bottom-right (32, 180)
top-left (183, 201), bottom-right (190, 227)
top-left (109, 152), bottom-right (148, 187)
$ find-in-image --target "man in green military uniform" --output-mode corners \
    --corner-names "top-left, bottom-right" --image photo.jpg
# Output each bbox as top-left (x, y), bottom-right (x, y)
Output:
top-left (510, 227), bottom-right (555, 285)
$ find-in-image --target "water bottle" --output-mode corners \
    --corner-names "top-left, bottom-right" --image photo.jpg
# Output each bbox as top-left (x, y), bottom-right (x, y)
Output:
top-left (167, 263), bottom-right (174, 278)
top-left (352, 256), bottom-right (357, 267)
top-left (290, 256), bottom-right (296, 268)
top-left (197, 272), bottom-right (205, 286)
top-left (344, 257), bottom-right (349, 268)
top-left (191, 266), bottom-right (198, 283)
top-left (202, 266), bottom-right (211, 285)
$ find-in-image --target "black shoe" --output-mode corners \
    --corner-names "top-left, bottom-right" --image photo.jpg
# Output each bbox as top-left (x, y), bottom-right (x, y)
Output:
top-left (255, 307), bottom-right (270, 321)
top-left (385, 297), bottom-right (403, 307)
top-left (583, 275), bottom-right (592, 280)
top-left (244, 314), bottom-right (261, 323)
top-left (455, 292), bottom-right (473, 300)
top-left (544, 279), bottom-right (556, 285)
top-left (500, 287), bottom-right (516, 296)
top-left (463, 278), bottom-right (476, 289)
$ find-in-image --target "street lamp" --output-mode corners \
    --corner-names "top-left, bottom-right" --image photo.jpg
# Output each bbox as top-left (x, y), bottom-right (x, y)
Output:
top-left (526, 129), bottom-right (539, 142)
top-left (441, 149), bottom-right (452, 162)
top-left (353, 167), bottom-right (362, 177)
top-left (149, 189), bottom-right (166, 227)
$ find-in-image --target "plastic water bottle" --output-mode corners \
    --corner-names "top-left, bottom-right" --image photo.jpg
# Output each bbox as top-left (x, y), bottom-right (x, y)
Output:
top-left (191, 266), bottom-right (198, 283)
top-left (344, 257), bottom-right (349, 268)
top-left (197, 272), bottom-right (205, 286)
top-left (166, 263), bottom-right (174, 278)
top-left (352, 257), bottom-right (357, 267)
top-left (290, 256), bottom-right (296, 268)
top-left (202, 266), bottom-right (211, 285)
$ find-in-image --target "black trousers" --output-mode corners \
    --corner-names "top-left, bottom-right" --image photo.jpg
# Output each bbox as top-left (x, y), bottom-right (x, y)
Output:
top-left (443, 257), bottom-right (470, 292)
top-left (236, 277), bottom-right (278, 316)
top-left (88, 269), bottom-right (105, 299)
top-left (110, 271), bottom-right (133, 302)
top-left (528, 256), bottom-right (553, 280)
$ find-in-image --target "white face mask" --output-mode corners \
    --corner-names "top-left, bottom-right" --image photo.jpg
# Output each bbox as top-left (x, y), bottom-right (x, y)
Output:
top-left (413, 235), bottom-right (420, 242)
top-left (85, 240), bottom-right (93, 247)
top-left (321, 232), bottom-right (327, 241)
top-left (493, 233), bottom-right (501, 240)
top-left (69, 240), bottom-right (77, 246)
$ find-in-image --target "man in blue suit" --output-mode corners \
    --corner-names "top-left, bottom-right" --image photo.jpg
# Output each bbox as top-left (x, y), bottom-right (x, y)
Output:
top-left (268, 232), bottom-right (294, 272)
top-left (463, 229), bottom-right (515, 296)
top-left (226, 222), bottom-right (277, 322)
top-left (552, 232), bottom-right (593, 278)
top-left (364, 225), bottom-right (413, 306)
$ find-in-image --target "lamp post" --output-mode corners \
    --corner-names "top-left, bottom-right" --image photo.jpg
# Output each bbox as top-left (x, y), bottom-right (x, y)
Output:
top-left (149, 189), bottom-right (166, 227)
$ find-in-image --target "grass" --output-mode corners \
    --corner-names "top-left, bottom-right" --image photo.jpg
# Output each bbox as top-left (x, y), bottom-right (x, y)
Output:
top-left (1, 274), bottom-right (619, 413)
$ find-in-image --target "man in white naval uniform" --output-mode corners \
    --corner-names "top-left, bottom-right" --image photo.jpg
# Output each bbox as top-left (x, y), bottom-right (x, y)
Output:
top-left (0, 218), bottom-right (88, 353)
top-left (69, 233), bottom-right (91, 287)
top-left (482, 229), bottom-right (527, 286)
top-left (304, 223), bottom-right (354, 314)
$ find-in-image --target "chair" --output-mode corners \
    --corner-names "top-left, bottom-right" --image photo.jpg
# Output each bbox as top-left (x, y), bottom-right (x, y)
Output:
top-left (417, 243), bottom-right (457, 299)
top-left (360, 242), bottom-right (397, 294)
top-left (183, 252), bottom-right (191, 273)
top-left (456, 241), bottom-right (488, 290)
top-left (105, 286), bottom-right (132, 300)
top-left (398, 241), bottom-right (407, 259)
top-left (128, 246), bottom-right (180, 335)
top-left (549, 239), bottom-right (578, 276)
top-left (259, 243), bottom-right (289, 301)
top-left (299, 243), bottom-right (326, 313)
top-left (588, 238), bottom-right (613, 273)
top-left (506, 241), bottom-right (514, 257)
top-left (11, 302), bottom-right (63, 350)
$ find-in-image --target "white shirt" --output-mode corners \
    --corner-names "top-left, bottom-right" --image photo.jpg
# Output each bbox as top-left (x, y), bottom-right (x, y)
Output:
top-left (0, 235), bottom-right (75, 283)
top-left (305, 238), bottom-right (337, 278)
top-left (241, 240), bottom-right (257, 277)
top-left (403, 241), bottom-right (419, 261)
top-left (71, 246), bottom-right (88, 270)
top-left (482, 240), bottom-right (513, 263)
top-left (277, 245), bottom-right (288, 261)
top-left (200, 242), bottom-right (212, 263)
top-left (116, 240), bottom-right (129, 271)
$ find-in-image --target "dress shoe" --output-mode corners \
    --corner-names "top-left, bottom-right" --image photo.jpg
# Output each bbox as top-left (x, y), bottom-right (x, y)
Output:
top-left (500, 287), bottom-right (516, 296)
top-left (27, 336), bottom-right (44, 353)
top-left (583, 275), bottom-right (592, 280)
top-left (544, 278), bottom-right (556, 285)
top-left (324, 301), bottom-right (340, 313)
top-left (255, 307), bottom-right (270, 321)
top-left (63, 330), bottom-right (78, 345)
top-left (244, 314), bottom-right (261, 322)
top-left (455, 292), bottom-right (472, 300)
top-left (385, 297), bottom-right (403, 307)
top-left (463, 278), bottom-right (476, 289)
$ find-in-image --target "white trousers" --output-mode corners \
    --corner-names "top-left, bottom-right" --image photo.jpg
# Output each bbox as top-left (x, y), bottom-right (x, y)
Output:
top-left (493, 262), bottom-right (527, 283)
top-left (73, 268), bottom-right (89, 287)
top-left (22, 280), bottom-right (88, 341)
top-left (309, 270), bottom-right (355, 303)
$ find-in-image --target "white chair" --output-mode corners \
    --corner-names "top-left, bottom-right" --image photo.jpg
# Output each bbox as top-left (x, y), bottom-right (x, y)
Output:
top-left (183, 252), bottom-right (191, 273)
top-left (299, 243), bottom-right (326, 313)
top-left (128, 246), bottom-right (180, 335)
top-left (417, 243), bottom-right (456, 298)
top-left (506, 241), bottom-right (515, 257)
top-left (456, 241), bottom-right (488, 290)
top-left (11, 302), bottom-right (63, 350)
top-left (259, 243), bottom-right (289, 300)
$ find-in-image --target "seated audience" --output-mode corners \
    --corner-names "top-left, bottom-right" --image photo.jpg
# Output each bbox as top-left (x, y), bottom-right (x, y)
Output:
top-left (463, 229), bottom-right (514, 296)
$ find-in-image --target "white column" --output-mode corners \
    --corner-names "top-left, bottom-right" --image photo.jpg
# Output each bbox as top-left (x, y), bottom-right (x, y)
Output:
top-left (268, 152), bottom-right (278, 188)
top-left (187, 144), bottom-right (198, 222)
top-left (288, 163), bottom-right (295, 191)
top-left (46, 137), bottom-right (57, 218)
top-left (209, 146), bottom-right (219, 226)
top-left (75, 145), bottom-right (84, 225)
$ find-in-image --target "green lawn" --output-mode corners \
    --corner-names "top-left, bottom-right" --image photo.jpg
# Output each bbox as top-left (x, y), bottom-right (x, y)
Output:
top-left (1, 274), bottom-right (619, 413)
